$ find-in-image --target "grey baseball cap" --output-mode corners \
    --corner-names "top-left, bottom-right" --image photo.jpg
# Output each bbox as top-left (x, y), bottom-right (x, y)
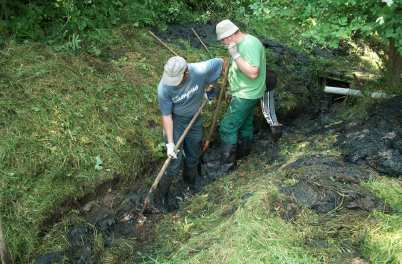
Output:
top-left (161, 56), bottom-right (187, 86)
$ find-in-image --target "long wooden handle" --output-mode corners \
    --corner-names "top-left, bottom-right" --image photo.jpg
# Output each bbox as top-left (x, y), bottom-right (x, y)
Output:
top-left (145, 157), bottom-right (172, 198)
top-left (143, 99), bottom-right (208, 210)
top-left (148, 30), bottom-right (180, 57)
top-left (191, 28), bottom-right (210, 54)
top-left (203, 59), bottom-right (230, 152)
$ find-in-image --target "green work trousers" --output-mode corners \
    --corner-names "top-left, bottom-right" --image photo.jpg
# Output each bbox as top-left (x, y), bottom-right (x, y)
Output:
top-left (219, 96), bottom-right (259, 145)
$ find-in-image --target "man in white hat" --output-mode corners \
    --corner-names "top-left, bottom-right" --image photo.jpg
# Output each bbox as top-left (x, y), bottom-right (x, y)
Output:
top-left (215, 19), bottom-right (266, 171)
top-left (152, 56), bottom-right (224, 211)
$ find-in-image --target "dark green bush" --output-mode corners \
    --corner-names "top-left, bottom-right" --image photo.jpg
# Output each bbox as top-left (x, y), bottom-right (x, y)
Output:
top-left (1, 0), bottom-right (255, 44)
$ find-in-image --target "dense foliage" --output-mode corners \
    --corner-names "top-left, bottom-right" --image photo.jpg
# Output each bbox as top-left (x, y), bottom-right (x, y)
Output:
top-left (251, 0), bottom-right (402, 87)
top-left (0, 0), bottom-right (252, 40)
top-left (1, 0), bottom-right (400, 87)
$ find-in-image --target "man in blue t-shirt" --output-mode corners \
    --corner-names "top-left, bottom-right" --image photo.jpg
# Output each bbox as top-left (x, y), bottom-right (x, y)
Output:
top-left (153, 56), bottom-right (223, 211)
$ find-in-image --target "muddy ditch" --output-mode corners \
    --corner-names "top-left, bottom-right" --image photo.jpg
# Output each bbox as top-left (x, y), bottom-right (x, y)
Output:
top-left (35, 24), bottom-right (399, 263)
top-left (35, 98), bottom-right (398, 262)
top-left (36, 132), bottom-right (280, 263)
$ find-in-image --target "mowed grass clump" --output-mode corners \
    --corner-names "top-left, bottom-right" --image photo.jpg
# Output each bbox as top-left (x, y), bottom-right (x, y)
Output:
top-left (139, 114), bottom-right (402, 264)
top-left (0, 29), bottom-right (173, 262)
top-left (362, 177), bottom-right (402, 263)
top-left (145, 168), bottom-right (319, 264)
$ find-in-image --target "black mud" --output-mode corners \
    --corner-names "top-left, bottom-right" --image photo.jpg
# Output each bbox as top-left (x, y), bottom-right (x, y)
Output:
top-left (280, 155), bottom-right (390, 214)
top-left (153, 22), bottom-right (220, 50)
top-left (338, 96), bottom-right (402, 176)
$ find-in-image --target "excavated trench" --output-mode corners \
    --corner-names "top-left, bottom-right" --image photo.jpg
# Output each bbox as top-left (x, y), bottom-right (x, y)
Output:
top-left (36, 95), bottom-right (401, 263)
top-left (35, 24), bottom-right (401, 263)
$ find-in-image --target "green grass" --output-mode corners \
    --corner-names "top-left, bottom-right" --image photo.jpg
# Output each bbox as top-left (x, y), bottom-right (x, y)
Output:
top-left (361, 177), bottom-right (402, 263)
top-left (0, 9), bottom-right (399, 262)
top-left (0, 25), bottom-right (232, 262)
top-left (137, 115), bottom-right (402, 264)
top-left (0, 28), bottom-right (173, 262)
top-left (143, 168), bottom-right (321, 264)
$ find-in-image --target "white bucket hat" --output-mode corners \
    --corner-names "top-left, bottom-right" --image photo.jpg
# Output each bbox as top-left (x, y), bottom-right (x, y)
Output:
top-left (161, 56), bottom-right (187, 86)
top-left (216, 19), bottom-right (239, 40)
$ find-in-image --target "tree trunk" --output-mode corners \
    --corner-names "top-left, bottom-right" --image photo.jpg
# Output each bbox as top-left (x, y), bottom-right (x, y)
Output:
top-left (386, 38), bottom-right (402, 90)
top-left (0, 218), bottom-right (12, 264)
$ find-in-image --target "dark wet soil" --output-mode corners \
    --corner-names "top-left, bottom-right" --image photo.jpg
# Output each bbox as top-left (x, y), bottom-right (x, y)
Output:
top-left (280, 155), bottom-right (390, 214)
top-left (338, 96), bottom-right (402, 176)
top-left (154, 22), bottom-right (220, 50)
top-left (35, 142), bottom-right (238, 263)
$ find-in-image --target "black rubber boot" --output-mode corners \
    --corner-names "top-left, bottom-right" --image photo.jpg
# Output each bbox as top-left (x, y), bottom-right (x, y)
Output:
top-left (183, 166), bottom-right (195, 185)
top-left (270, 124), bottom-right (283, 142)
top-left (221, 143), bottom-right (237, 173)
top-left (237, 138), bottom-right (252, 159)
top-left (147, 172), bottom-right (172, 213)
top-left (183, 165), bottom-right (202, 193)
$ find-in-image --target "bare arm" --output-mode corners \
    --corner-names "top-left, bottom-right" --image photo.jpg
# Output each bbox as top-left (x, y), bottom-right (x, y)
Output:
top-left (161, 115), bottom-right (174, 144)
top-left (233, 57), bottom-right (259, 79)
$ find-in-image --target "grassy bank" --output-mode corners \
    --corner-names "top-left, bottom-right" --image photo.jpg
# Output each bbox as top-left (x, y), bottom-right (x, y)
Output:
top-left (0, 28), bottom-right (174, 261)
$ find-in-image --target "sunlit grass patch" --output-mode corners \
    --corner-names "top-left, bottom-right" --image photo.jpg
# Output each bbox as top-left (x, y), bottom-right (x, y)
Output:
top-left (151, 188), bottom-right (320, 264)
top-left (361, 177), bottom-right (402, 263)
top-left (0, 30), bottom-right (168, 262)
top-left (362, 212), bottom-right (402, 263)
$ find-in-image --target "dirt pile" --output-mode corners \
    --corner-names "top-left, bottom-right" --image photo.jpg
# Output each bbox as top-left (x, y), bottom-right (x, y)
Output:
top-left (338, 96), bottom-right (402, 176)
top-left (154, 22), bottom-right (219, 50)
top-left (261, 38), bottom-right (321, 116)
top-left (280, 155), bottom-right (390, 215)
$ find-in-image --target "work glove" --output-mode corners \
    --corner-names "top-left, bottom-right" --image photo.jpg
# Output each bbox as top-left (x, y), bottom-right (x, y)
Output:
top-left (166, 142), bottom-right (178, 159)
top-left (227, 43), bottom-right (240, 60)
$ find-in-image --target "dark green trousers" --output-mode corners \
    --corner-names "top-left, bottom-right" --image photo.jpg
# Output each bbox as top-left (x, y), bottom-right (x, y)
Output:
top-left (219, 96), bottom-right (259, 145)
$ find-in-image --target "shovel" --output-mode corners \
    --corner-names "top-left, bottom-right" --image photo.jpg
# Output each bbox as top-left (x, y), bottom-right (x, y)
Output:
top-left (142, 98), bottom-right (208, 213)
top-left (202, 58), bottom-right (229, 152)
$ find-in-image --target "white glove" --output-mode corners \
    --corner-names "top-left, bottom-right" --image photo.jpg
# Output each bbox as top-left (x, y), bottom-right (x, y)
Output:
top-left (166, 143), bottom-right (177, 159)
top-left (228, 43), bottom-right (240, 60)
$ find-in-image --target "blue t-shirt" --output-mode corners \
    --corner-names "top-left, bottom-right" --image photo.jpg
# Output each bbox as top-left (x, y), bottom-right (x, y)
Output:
top-left (158, 58), bottom-right (223, 117)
